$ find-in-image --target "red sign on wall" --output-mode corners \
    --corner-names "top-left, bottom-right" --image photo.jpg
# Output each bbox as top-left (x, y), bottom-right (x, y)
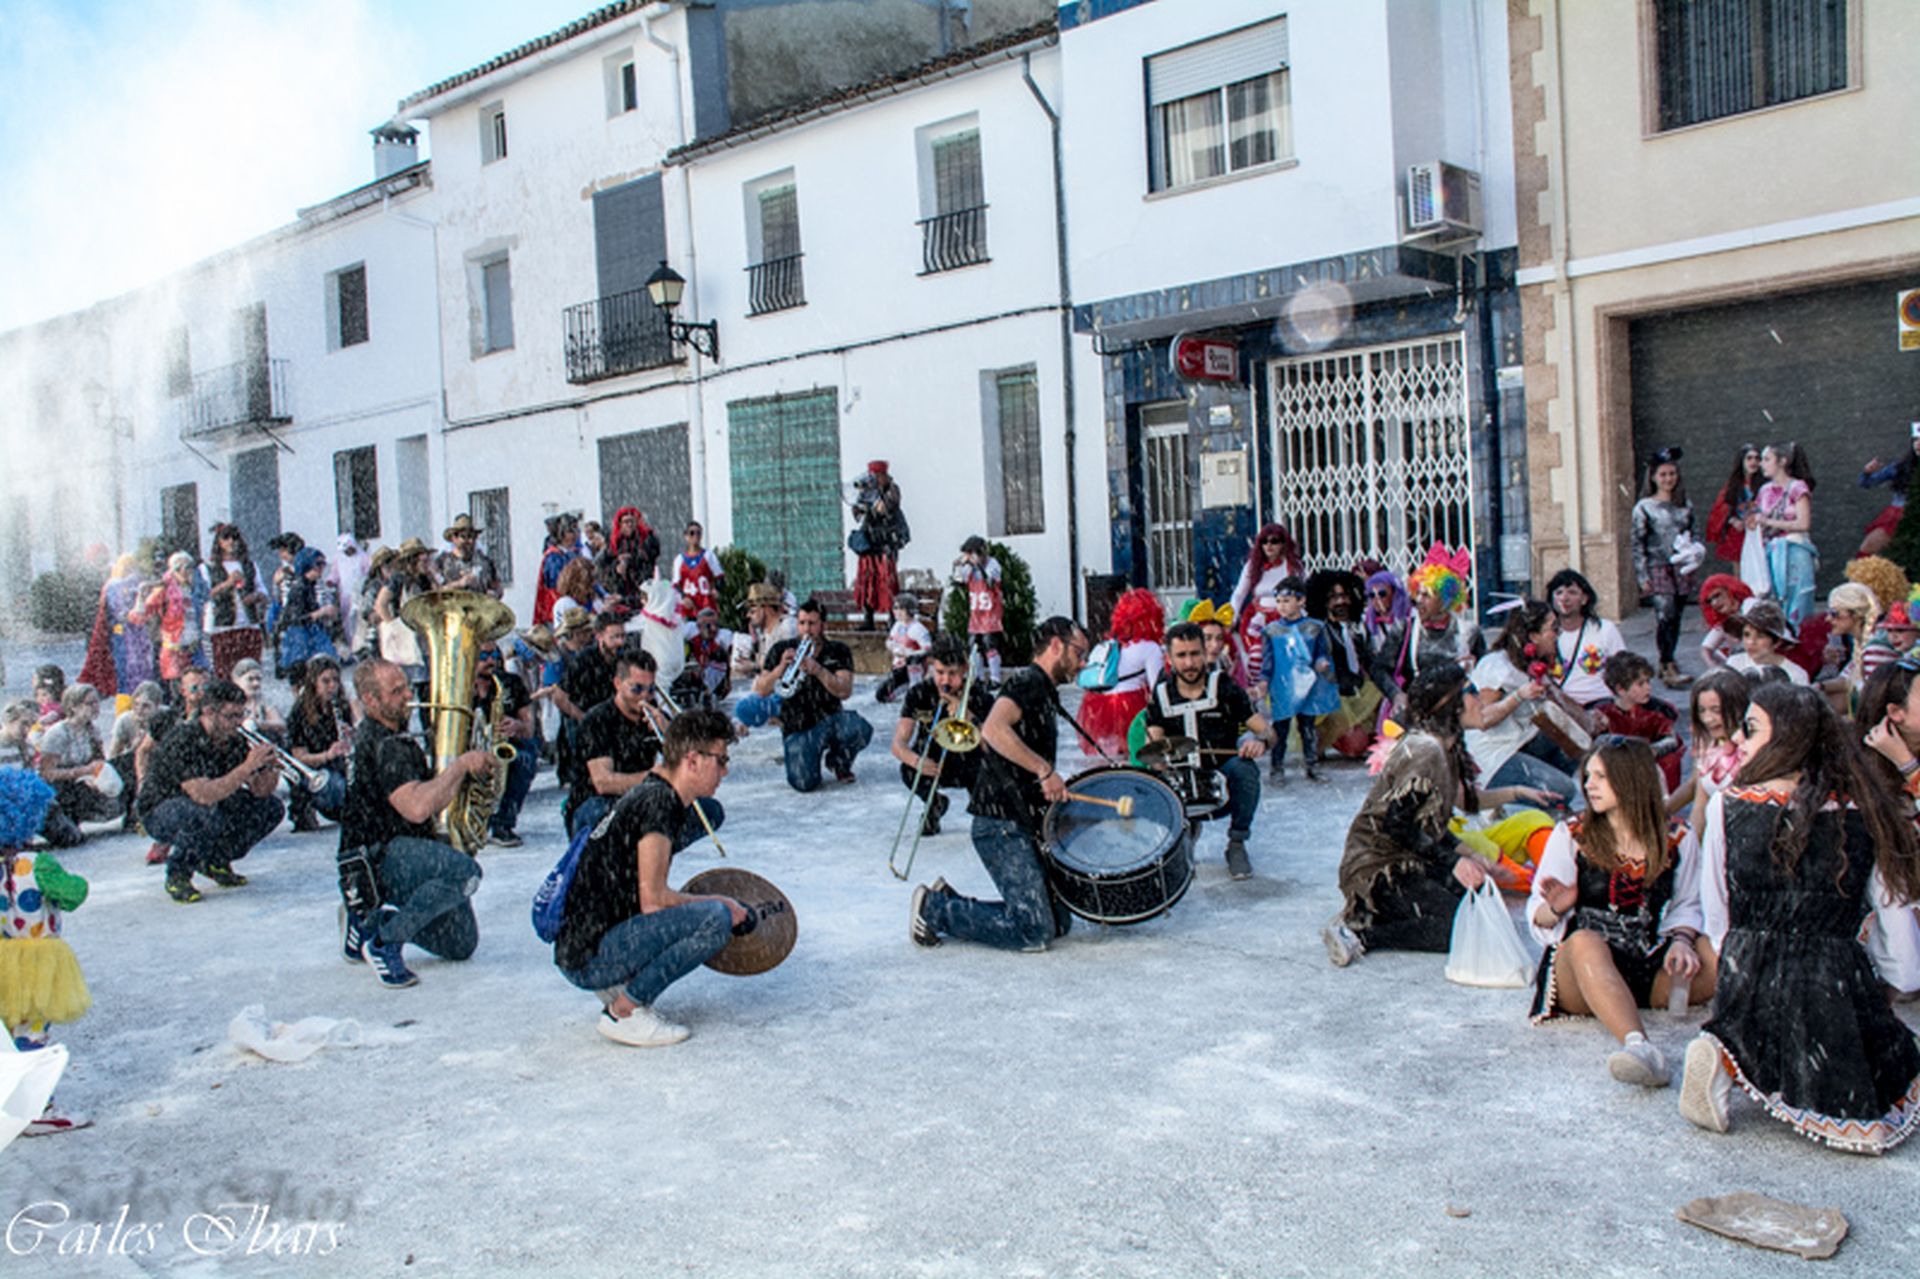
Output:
top-left (1175, 337), bottom-right (1237, 381)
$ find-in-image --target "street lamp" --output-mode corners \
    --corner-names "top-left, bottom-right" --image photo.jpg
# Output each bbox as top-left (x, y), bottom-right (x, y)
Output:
top-left (645, 260), bottom-right (719, 362)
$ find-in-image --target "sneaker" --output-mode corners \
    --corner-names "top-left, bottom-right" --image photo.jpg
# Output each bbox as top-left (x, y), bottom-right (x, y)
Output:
top-left (1607, 1032), bottom-right (1671, 1087)
top-left (290, 809), bottom-right (323, 833)
top-left (597, 1004), bottom-right (689, 1047)
top-left (339, 905), bottom-right (367, 964)
top-left (21, 1102), bottom-right (92, 1138)
top-left (490, 829), bottom-right (524, 848)
top-left (1269, 763), bottom-right (1287, 785)
top-left (930, 876), bottom-right (953, 897)
top-left (1321, 913), bottom-right (1365, 967)
top-left (145, 842), bottom-right (169, 866)
top-left (1305, 763), bottom-right (1327, 783)
top-left (1679, 1034), bottom-right (1732, 1133)
top-left (203, 861), bottom-right (249, 888)
top-left (1661, 662), bottom-right (1694, 690)
top-left (363, 937), bottom-right (418, 989)
top-left (834, 767), bottom-right (857, 785)
top-left (1224, 839), bottom-right (1253, 880)
top-left (165, 869), bottom-right (201, 904)
top-left (909, 884), bottom-right (941, 948)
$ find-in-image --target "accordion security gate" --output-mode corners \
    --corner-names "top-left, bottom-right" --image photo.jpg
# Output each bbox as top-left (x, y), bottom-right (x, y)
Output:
top-left (1266, 334), bottom-right (1474, 594)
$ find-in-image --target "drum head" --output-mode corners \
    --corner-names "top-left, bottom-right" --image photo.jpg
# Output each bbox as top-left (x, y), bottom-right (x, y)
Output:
top-left (1043, 767), bottom-right (1184, 875)
top-left (681, 868), bottom-right (796, 976)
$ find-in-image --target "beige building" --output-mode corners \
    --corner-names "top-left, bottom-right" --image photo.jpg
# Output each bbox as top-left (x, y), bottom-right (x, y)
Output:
top-left (1509, 0), bottom-right (1920, 610)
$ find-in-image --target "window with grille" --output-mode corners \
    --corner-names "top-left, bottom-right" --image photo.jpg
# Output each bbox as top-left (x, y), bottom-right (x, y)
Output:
top-left (468, 487), bottom-right (512, 584)
top-left (918, 121), bottom-right (988, 272)
top-left (758, 185), bottom-right (801, 260)
top-left (1653, 0), bottom-right (1851, 131)
top-left (481, 103), bottom-right (508, 163)
top-left (333, 446), bottom-right (380, 540)
top-left (1147, 18), bottom-right (1292, 192)
top-left (984, 367), bottom-right (1044, 537)
top-left (329, 263), bottom-right (368, 349)
top-left (745, 174), bottom-right (805, 313)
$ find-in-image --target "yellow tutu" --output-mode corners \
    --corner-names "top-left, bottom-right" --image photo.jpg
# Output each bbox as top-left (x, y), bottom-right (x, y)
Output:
top-left (0, 937), bottom-right (92, 1028)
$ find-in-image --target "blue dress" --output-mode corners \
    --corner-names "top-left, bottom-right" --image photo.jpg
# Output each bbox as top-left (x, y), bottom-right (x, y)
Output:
top-left (1262, 617), bottom-right (1340, 720)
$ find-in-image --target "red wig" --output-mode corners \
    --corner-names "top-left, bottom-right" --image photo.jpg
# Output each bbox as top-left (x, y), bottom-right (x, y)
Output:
top-left (1108, 587), bottom-right (1167, 646)
top-left (1696, 574), bottom-right (1751, 629)
top-left (1245, 523), bottom-right (1301, 579)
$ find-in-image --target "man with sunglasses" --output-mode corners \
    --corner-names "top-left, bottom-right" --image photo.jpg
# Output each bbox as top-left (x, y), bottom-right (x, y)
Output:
top-left (553, 709), bottom-right (738, 1047)
top-left (433, 514), bottom-right (502, 598)
top-left (471, 644), bottom-right (537, 847)
top-left (568, 650), bottom-right (667, 838)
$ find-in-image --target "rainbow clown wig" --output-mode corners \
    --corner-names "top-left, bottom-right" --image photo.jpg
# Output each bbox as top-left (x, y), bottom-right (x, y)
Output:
top-left (1406, 544), bottom-right (1472, 615)
top-left (0, 768), bottom-right (54, 848)
top-left (1108, 588), bottom-right (1168, 646)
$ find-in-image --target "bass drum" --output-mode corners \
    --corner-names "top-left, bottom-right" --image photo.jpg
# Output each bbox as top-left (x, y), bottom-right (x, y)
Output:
top-left (1040, 767), bottom-right (1192, 925)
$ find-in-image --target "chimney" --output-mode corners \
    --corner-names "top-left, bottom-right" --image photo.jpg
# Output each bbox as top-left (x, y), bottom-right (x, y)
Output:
top-left (371, 122), bottom-right (420, 179)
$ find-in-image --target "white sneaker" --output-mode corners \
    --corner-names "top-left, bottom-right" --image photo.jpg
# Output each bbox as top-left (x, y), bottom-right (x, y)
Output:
top-left (1679, 1034), bottom-right (1732, 1132)
top-left (597, 1004), bottom-right (690, 1048)
top-left (1321, 913), bottom-right (1365, 967)
top-left (1607, 1032), bottom-right (1670, 1087)
top-left (22, 1102), bottom-right (92, 1137)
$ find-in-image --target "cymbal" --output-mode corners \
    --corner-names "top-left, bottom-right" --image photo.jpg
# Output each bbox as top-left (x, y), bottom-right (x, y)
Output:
top-left (1136, 736), bottom-right (1198, 766)
top-left (682, 867), bottom-right (797, 976)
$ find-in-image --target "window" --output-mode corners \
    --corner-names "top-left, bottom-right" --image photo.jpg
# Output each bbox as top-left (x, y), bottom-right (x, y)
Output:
top-left (333, 446), bottom-right (380, 540)
top-left (604, 50), bottom-right (639, 117)
top-left (480, 102), bottom-right (507, 164)
top-left (159, 482), bottom-right (200, 560)
top-left (917, 118), bottom-right (988, 273)
top-left (1653, 0), bottom-right (1851, 131)
top-left (1147, 18), bottom-right (1292, 192)
top-left (468, 488), bottom-right (513, 584)
top-left (744, 172), bottom-right (805, 314)
top-left (983, 366), bottom-right (1044, 536)
top-left (165, 326), bottom-right (191, 397)
top-left (328, 263), bottom-right (369, 350)
top-left (480, 254), bottom-right (514, 354)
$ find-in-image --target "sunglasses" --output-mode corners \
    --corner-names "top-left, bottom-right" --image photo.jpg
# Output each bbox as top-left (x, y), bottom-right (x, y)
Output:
top-left (1369, 589), bottom-right (1394, 600)
top-left (626, 681), bottom-right (655, 696)
top-left (1260, 537), bottom-right (1284, 545)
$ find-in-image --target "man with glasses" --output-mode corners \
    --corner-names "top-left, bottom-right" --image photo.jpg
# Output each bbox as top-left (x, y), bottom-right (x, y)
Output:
top-left (472, 644), bottom-right (537, 847)
top-left (568, 650), bottom-right (668, 838)
top-left (552, 708), bottom-right (737, 1047)
top-left (910, 616), bottom-right (1088, 952)
top-left (137, 679), bottom-right (285, 904)
top-left (434, 514), bottom-right (502, 598)
top-left (336, 659), bottom-right (494, 988)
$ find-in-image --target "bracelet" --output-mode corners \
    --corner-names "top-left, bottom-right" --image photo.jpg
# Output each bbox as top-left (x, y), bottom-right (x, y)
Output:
top-left (1900, 758), bottom-right (1920, 777)
top-left (1037, 764), bottom-right (1054, 782)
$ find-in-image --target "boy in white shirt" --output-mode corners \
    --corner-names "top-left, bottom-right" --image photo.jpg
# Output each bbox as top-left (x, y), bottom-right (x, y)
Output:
top-left (1724, 599), bottom-right (1809, 686)
top-left (877, 593), bottom-right (932, 703)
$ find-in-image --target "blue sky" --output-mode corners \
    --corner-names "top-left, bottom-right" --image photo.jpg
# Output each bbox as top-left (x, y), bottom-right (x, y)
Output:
top-left (0, 0), bottom-right (597, 331)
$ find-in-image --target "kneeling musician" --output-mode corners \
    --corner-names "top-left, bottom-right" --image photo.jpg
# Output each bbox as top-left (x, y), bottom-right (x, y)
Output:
top-left (890, 639), bottom-right (994, 836)
top-left (1143, 621), bottom-right (1273, 882)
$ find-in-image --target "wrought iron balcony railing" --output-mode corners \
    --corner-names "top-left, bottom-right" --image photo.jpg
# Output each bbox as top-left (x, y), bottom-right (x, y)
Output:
top-left (562, 287), bottom-right (681, 384)
top-left (918, 205), bottom-right (989, 274)
top-left (178, 359), bottom-right (291, 438)
top-left (746, 253), bottom-right (805, 316)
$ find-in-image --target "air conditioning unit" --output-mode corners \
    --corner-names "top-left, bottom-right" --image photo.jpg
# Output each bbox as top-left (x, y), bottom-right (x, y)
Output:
top-left (1405, 161), bottom-right (1483, 240)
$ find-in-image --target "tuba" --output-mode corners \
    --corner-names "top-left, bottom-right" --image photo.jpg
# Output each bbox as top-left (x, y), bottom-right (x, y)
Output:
top-left (402, 589), bottom-right (516, 854)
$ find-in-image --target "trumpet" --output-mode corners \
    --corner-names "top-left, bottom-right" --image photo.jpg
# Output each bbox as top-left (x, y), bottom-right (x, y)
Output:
top-left (239, 724), bottom-right (331, 793)
top-left (774, 635), bottom-right (816, 699)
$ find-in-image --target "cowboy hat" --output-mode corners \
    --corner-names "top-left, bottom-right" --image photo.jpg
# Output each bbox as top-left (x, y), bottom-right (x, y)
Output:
top-left (555, 609), bottom-right (594, 638)
top-left (746, 582), bottom-right (782, 607)
top-left (516, 624), bottom-right (557, 657)
top-left (393, 537), bottom-right (429, 560)
top-left (444, 513), bottom-right (483, 539)
top-left (1725, 598), bottom-right (1796, 644)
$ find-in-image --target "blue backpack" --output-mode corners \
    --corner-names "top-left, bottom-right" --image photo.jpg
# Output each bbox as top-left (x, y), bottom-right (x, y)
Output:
top-left (531, 822), bottom-right (594, 943)
top-left (1076, 639), bottom-right (1123, 691)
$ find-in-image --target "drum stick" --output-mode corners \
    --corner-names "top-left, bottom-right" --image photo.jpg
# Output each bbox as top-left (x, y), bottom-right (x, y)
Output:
top-left (1065, 791), bottom-right (1135, 818)
top-left (692, 799), bottom-right (728, 858)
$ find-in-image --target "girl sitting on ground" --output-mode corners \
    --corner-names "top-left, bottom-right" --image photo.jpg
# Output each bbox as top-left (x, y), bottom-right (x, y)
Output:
top-left (1671, 668), bottom-right (1749, 830)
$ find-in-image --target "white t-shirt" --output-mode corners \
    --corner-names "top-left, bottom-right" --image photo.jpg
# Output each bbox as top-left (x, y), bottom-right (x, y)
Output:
top-left (1555, 617), bottom-right (1625, 705)
top-left (1465, 650), bottom-right (1540, 783)
top-left (1111, 639), bottom-right (1165, 694)
top-left (37, 719), bottom-right (101, 770)
top-left (1725, 652), bottom-right (1809, 686)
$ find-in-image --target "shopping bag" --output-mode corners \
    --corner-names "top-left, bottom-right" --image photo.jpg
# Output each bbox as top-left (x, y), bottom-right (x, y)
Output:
top-left (379, 617), bottom-right (422, 667)
top-left (1738, 527), bottom-right (1771, 598)
top-left (1443, 880), bottom-right (1533, 988)
top-left (228, 1005), bottom-right (362, 1064)
top-left (0, 1039), bottom-right (67, 1152)
top-left (83, 760), bottom-right (124, 800)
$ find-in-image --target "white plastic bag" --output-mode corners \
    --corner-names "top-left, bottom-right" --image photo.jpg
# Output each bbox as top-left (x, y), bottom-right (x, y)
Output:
top-left (229, 1005), bottom-right (362, 1064)
top-left (1444, 881), bottom-right (1533, 988)
top-left (83, 760), bottom-right (124, 800)
top-left (0, 1039), bottom-right (68, 1152)
top-left (1738, 527), bottom-right (1771, 598)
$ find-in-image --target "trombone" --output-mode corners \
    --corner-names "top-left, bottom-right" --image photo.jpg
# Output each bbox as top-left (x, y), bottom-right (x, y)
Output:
top-left (239, 724), bottom-right (331, 793)
top-left (887, 664), bottom-right (982, 880)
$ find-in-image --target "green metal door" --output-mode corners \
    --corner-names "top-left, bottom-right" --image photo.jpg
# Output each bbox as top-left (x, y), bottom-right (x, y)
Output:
top-left (727, 389), bottom-right (843, 599)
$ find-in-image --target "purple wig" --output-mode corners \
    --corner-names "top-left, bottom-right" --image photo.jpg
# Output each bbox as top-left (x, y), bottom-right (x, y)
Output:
top-left (1363, 570), bottom-right (1411, 640)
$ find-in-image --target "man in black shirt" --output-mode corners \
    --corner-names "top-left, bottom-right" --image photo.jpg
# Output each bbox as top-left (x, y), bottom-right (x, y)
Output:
top-left (137, 679), bottom-right (285, 904)
top-left (472, 642), bottom-right (537, 847)
top-left (549, 611), bottom-right (625, 802)
top-left (889, 639), bottom-right (992, 836)
top-left (910, 616), bottom-right (1088, 952)
top-left (751, 599), bottom-right (873, 792)
top-left (1143, 622), bottom-right (1274, 880)
top-left (553, 708), bottom-right (737, 1047)
top-left (567, 650), bottom-right (668, 838)
top-left (134, 667), bottom-right (208, 865)
top-left (337, 658), bottom-right (492, 989)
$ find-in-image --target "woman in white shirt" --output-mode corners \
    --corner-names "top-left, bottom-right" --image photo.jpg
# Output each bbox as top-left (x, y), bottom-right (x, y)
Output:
top-left (1464, 601), bottom-right (1584, 809)
top-left (1545, 568), bottom-right (1624, 707)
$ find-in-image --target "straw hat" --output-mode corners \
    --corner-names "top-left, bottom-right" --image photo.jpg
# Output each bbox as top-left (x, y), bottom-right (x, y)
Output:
top-left (746, 582), bottom-right (782, 607)
top-left (444, 513), bottom-right (483, 540)
top-left (555, 609), bottom-right (594, 638)
top-left (394, 537), bottom-right (429, 560)
top-left (517, 624), bottom-right (557, 658)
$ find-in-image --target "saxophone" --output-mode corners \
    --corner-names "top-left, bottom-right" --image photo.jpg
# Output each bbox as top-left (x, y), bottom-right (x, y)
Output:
top-left (401, 589), bottom-right (516, 854)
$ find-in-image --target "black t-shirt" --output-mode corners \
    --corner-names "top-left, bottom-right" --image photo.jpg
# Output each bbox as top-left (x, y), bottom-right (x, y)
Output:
top-left (475, 672), bottom-right (533, 740)
top-left (967, 666), bottom-right (1060, 830)
top-left (763, 637), bottom-right (854, 736)
top-left (898, 679), bottom-right (993, 789)
top-left (554, 773), bottom-right (686, 971)
top-left (287, 695), bottom-right (351, 759)
top-left (137, 719), bottom-right (249, 822)
top-left (338, 719), bottom-right (435, 851)
top-left (572, 698), bottom-right (662, 811)
top-left (562, 647), bottom-right (619, 718)
top-left (1143, 671), bottom-right (1257, 757)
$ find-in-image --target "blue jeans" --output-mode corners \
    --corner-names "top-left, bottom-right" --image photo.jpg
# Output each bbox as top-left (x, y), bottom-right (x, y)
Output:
top-left (922, 816), bottom-right (1066, 952)
top-left (289, 767), bottom-right (348, 824)
top-left (145, 792), bottom-right (285, 875)
top-left (1203, 757), bottom-right (1261, 841)
top-left (562, 900), bottom-right (734, 1007)
top-left (733, 692), bottom-right (782, 728)
top-left (781, 711), bottom-right (874, 793)
top-left (572, 793), bottom-right (724, 846)
top-left (491, 740), bottom-right (539, 835)
top-left (1488, 750), bottom-right (1579, 811)
top-left (372, 836), bottom-right (482, 959)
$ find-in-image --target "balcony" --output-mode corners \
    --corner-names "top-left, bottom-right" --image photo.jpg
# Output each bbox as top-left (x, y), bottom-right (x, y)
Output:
top-left (746, 253), bottom-right (805, 316)
top-left (563, 287), bottom-right (681, 384)
top-left (178, 359), bottom-right (291, 438)
top-left (918, 205), bottom-right (990, 274)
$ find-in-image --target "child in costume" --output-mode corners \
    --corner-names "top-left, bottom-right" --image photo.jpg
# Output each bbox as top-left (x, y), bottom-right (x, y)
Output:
top-left (1080, 588), bottom-right (1164, 758)
top-left (1592, 651), bottom-right (1685, 794)
top-left (0, 768), bottom-right (91, 1136)
top-left (877, 593), bottom-right (932, 703)
top-left (1260, 576), bottom-right (1338, 783)
top-left (1674, 668), bottom-right (1748, 834)
top-left (957, 536), bottom-right (1005, 685)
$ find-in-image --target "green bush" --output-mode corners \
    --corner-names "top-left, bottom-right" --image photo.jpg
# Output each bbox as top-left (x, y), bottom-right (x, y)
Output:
top-left (29, 569), bottom-right (103, 634)
top-left (942, 540), bottom-right (1037, 666)
top-left (714, 544), bottom-right (768, 633)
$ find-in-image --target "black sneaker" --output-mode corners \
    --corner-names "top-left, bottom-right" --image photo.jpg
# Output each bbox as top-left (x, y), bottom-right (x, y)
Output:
top-left (165, 870), bottom-right (201, 904)
top-left (1224, 840), bottom-right (1253, 880)
top-left (909, 884), bottom-right (941, 947)
top-left (490, 829), bottom-right (524, 848)
top-left (1305, 762), bottom-right (1326, 783)
top-left (203, 861), bottom-right (249, 888)
top-left (834, 767), bottom-right (857, 785)
top-left (364, 937), bottom-right (418, 989)
top-left (339, 905), bottom-right (367, 964)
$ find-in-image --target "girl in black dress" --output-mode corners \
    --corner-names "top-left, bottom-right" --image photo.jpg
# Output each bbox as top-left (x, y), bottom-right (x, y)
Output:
top-left (1526, 737), bottom-right (1714, 1088)
top-left (1688, 682), bottom-right (1920, 1152)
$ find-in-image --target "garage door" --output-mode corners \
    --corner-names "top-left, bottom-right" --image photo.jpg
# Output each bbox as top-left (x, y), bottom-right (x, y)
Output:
top-left (1629, 275), bottom-right (1919, 595)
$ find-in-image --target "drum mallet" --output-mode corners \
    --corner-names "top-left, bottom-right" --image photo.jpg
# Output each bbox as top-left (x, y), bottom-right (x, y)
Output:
top-left (1065, 791), bottom-right (1135, 818)
top-left (692, 798), bottom-right (728, 858)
